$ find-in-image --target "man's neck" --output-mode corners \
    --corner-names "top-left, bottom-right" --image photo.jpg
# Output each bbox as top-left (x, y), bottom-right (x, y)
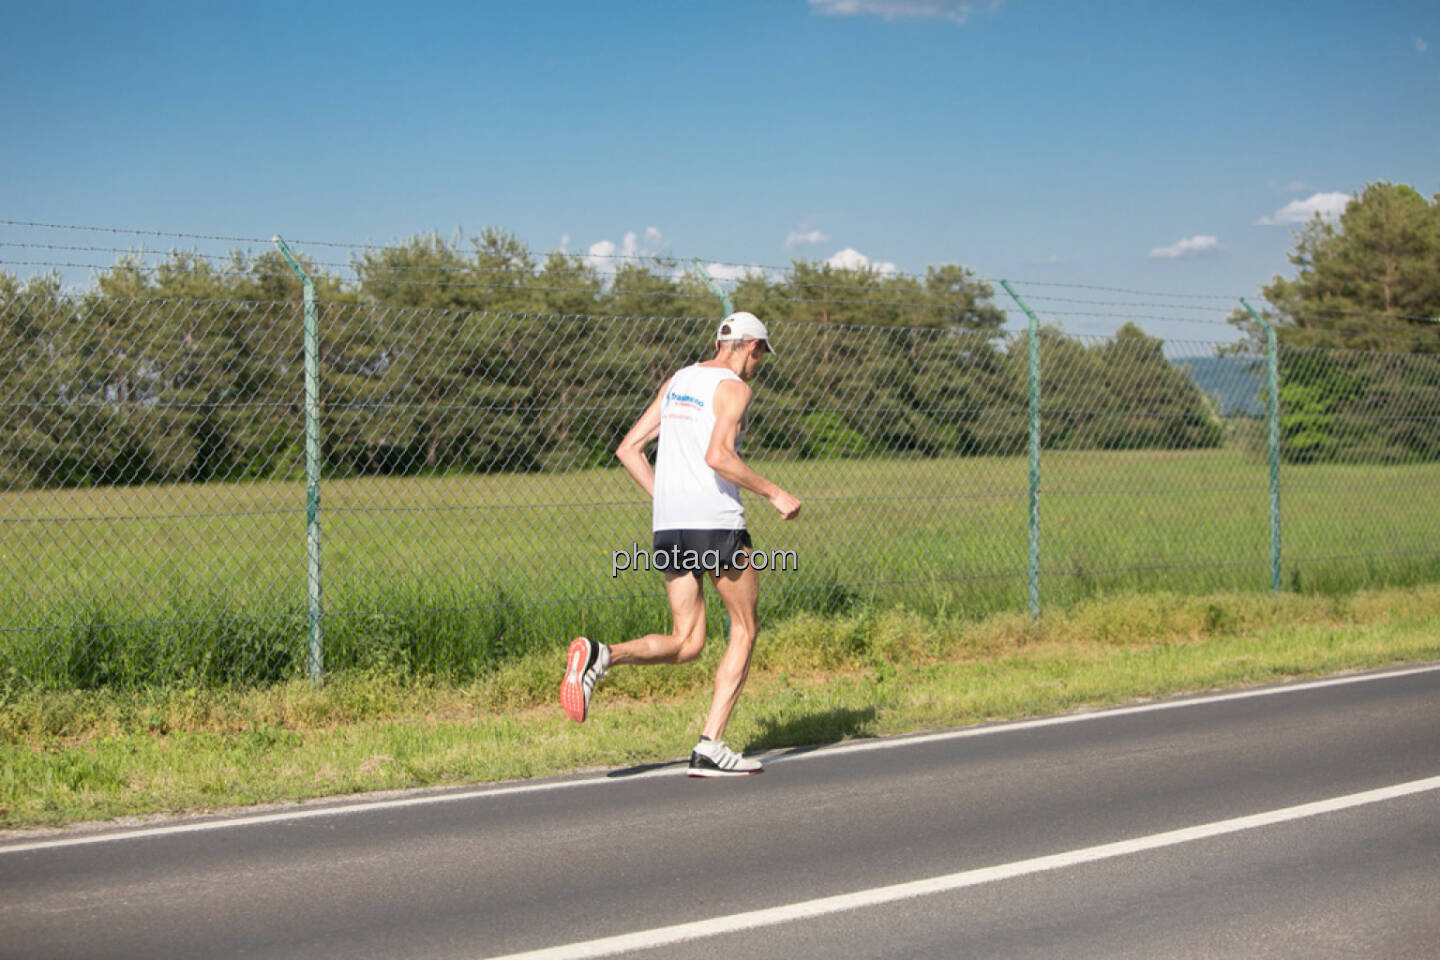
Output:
top-left (699, 351), bottom-right (747, 379)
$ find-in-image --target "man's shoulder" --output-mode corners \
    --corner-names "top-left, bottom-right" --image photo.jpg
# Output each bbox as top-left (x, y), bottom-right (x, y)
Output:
top-left (711, 376), bottom-right (751, 409)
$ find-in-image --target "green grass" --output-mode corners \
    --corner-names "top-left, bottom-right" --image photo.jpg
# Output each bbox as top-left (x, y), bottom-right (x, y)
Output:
top-left (3, 584), bottom-right (1437, 830)
top-left (2, 447), bottom-right (1439, 689)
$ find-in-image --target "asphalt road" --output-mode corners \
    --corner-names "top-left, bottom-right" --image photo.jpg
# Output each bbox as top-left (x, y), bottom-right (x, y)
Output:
top-left (3, 664), bottom-right (1438, 960)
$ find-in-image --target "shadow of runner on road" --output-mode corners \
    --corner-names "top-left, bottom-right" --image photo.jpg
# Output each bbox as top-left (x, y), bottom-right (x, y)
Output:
top-left (604, 706), bottom-right (878, 776)
top-left (606, 759), bottom-right (688, 778)
top-left (745, 705), bottom-right (878, 754)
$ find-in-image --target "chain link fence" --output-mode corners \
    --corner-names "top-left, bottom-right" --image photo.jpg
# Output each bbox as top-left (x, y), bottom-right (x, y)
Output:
top-left (3, 291), bottom-right (1438, 690)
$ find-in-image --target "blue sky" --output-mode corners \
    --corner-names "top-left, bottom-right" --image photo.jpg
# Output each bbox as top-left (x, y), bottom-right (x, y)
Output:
top-left (2, 0), bottom-right (1437, 341)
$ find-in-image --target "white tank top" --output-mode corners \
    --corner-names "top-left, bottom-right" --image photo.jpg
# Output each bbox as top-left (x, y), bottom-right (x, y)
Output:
top-left (652, 364), bottom-right (747, 531)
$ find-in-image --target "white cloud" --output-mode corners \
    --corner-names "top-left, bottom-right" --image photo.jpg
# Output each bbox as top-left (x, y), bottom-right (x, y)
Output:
top-left (1147, 235), bottom-right (1220, 259)
top-left (825, 247), bottom-right (899, 275)
top-left (785, 229), bottom-right (832, 249)
top-left (809, 0), bottom-right (999, 24)
top-left (692, 261), bottom-right (767, 285)
top-left (584, 226), bottom-right (667, 273)
top-left (1255, 191), bottom-right (1350, 226)
top-left (585, 240), bottom-right (617, 273)
top-left (558, 233), bottom-right (570, 254)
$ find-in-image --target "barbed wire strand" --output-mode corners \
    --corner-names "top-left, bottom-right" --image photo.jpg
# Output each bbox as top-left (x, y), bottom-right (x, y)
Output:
top-left (1, 217), bottom-right (1253, 303)
top-left (4, 221), bottom-right (1437, 328)
top-left (9, 260), bottom-right (1437, 343)
top-left (0, 258), bottom-right (1229, 318)
top-left (0, 237), bottom-right (1186, 304)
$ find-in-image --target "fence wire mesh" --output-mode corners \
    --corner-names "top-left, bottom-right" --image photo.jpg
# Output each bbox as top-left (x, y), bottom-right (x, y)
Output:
top-left (1276, 342), bottom-right (1440, 590)
top-left (2, 291), bottom-right (1437, 690)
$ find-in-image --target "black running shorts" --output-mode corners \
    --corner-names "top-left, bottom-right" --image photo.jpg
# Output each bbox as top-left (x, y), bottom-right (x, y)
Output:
top-left (650, 528), bottom-right (753, 578)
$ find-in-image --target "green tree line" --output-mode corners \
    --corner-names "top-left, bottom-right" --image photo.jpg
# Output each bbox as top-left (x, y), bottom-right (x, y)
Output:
top-left (1, 237), bottom-right (1226, 490)
top-left (1230, 181), bottom-right (1440, 463)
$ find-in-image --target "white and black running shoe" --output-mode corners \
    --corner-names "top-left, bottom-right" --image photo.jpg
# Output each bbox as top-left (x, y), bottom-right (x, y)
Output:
top-left (687, 737), bottom-right (763, 777)
top-left (560, 636), bottom-right (609, 723)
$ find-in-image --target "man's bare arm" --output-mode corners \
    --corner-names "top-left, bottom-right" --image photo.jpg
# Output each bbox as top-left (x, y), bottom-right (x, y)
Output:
top-left (614, 378), bottom-right (670, 498)
top-left (706, 379), bottom-right (802, 520)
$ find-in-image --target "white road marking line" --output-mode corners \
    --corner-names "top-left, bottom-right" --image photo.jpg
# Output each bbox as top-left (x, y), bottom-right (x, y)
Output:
top-left (481, 774), bottom-right (1440, 960)
top-left (778, 661), bottom-right (1440, 764)
top-left (3, 661), bottom-right (1436, 854)
top-left (0, 767), bottom-right (678, 854)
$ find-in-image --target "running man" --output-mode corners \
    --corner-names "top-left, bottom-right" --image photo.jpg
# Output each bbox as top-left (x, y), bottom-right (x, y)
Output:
top-left (560, 311), bottom-right (802, 777)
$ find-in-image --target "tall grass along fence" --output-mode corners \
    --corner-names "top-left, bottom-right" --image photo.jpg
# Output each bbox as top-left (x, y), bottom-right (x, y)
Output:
top-left (3, 286), bottom-right (1438, 692)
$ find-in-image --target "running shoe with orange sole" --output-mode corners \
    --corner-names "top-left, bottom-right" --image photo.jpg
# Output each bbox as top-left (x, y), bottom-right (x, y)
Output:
top-left (560, 636), bottom-right (609, 722)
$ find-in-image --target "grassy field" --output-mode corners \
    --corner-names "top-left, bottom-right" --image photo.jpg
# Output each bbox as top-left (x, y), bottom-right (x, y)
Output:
top-left (2, 584), bottom-right (1437, 829)
top-left (2, 447), bottom-right (1438, 690)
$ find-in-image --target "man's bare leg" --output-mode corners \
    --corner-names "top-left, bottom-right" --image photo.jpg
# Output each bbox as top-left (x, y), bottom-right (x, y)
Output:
top-left (608, 572), bottom-right (708, 666)
top-left (700, 562), bottom-right (759, 741)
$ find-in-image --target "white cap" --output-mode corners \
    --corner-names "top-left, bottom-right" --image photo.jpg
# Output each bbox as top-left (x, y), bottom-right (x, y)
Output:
top-left (715, 311), bottom-right (776, 355)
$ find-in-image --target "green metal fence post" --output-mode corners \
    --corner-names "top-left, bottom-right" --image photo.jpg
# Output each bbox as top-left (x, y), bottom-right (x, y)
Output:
top-left (1000, 280), bottom-right (1042, 619)
top-left (691, 258), bottom-right (736, 316)
top-left (273, 236), bottom-right (325, 685)
top-left (1241, 298), bottom-right (1282, 593)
